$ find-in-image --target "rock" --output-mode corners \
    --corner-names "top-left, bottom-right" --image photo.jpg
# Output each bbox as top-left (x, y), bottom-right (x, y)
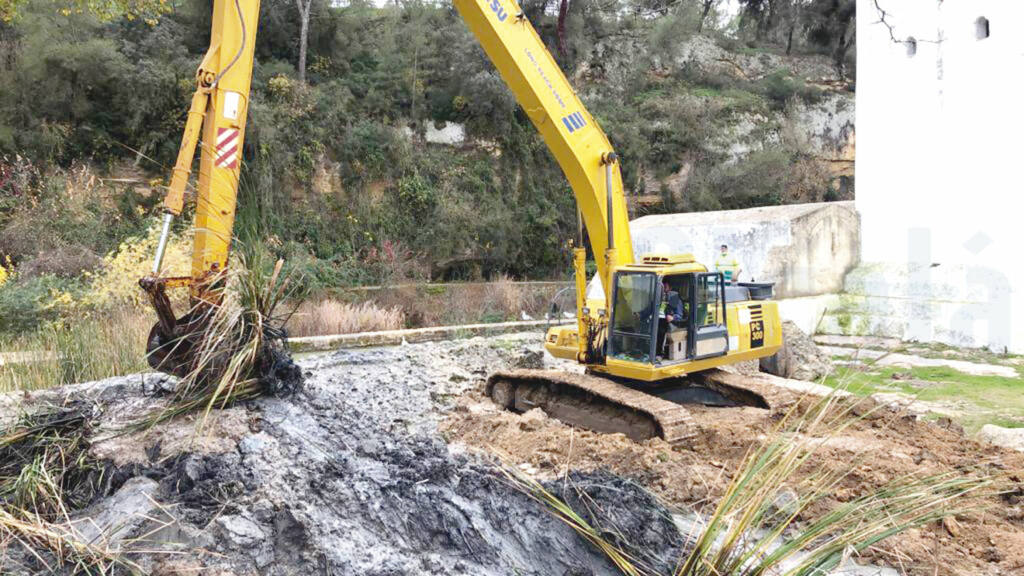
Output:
top-left (216, 514), bottom-right (267, 548)
top-left (142, 373), bottom-right (179, 396)
top-left (978, 425), bottom-right (1024, 453)
top-left (74, 477), bottom-right (159, 551)
top-left (768, 487), bottom-right (800, 519)
top-left (519, 407), bottom-right (547, 431)
top-left (512, 348), bottom-right (544, 369)
top-left (760, 321), bottom-right (832, 382)
top-left (942, 516), bottom-right (962, 538)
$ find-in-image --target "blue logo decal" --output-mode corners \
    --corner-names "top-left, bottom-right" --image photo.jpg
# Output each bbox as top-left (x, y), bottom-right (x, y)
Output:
top-left (561, 112), bottom-right (587, 133)
top-left (489, 0), bottom-right (508, 21)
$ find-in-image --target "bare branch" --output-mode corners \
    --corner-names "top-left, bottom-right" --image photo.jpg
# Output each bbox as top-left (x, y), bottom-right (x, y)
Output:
top-left (872, 0), bottom-right (941, 46)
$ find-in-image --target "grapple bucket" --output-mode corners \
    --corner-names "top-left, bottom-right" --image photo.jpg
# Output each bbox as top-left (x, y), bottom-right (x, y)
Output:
top-left (139, 276), bottom-right (302, 394)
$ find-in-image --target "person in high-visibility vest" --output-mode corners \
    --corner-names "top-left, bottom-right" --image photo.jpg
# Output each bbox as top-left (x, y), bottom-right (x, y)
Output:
top-left (715, 243), bottom-right (742, 284)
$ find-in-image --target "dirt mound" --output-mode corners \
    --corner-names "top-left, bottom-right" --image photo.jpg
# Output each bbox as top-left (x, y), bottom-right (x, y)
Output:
top-left (443, 385), bottom-right (1024, 575)
top-left (6, 332), bottom-right (1023, 575)
top-left (760, 320), bottom-right (833, 381)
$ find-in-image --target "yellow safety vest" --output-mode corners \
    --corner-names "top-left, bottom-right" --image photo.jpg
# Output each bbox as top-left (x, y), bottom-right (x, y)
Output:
top-left (715, 253), bottom-right (739, 281)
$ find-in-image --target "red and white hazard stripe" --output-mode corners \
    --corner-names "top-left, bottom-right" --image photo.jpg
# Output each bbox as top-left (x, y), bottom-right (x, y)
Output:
top-left (215, 127), bottom-right (240, 169)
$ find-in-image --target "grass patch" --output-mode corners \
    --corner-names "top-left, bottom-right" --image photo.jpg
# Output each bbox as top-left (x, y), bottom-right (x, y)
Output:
top-left (822, 364), bottom-right (1024, 433)
top-left (286, 299), bottom-right (404, 337)
top-left (0, 404), bottom-right (141, 573)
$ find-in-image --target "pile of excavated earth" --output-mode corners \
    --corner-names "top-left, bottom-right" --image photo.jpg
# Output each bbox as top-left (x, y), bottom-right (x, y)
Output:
top-left (1, 330), bottom-right (1023, 575)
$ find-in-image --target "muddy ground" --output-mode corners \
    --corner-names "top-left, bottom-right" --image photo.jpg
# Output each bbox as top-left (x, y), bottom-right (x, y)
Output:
top-left (1, 335), bottom-right (683, 575)
top-left (2, 332), bottom-right (1022, 575)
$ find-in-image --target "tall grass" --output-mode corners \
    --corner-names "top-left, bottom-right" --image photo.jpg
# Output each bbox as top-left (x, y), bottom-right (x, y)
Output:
top-left (286, 299), bottom-right (405, 337)
top-left (0, 309), bottom-right (151, 393)
top-left (505, 389), bottom-right (997, 576)
top-left (0, 404), bottom-right (140, 574)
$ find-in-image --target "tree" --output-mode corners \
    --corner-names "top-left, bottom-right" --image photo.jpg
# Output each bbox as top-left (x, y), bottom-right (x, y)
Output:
top-left (778, 0), bottom-right (808, 54)
top-left (697, 0), bottom-right (716, 33)
top-left (556, 0), bottom-right (569, 59)
top-left (806, 0), bottom-right (855, 77)
top-left (295, 0), bottom-right (312, 83)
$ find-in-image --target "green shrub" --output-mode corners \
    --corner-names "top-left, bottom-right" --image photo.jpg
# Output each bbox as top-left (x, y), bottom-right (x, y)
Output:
top-left (760, 69), bottom-right (822, 110)
top-left (0, 274), bottom-right (82, 335)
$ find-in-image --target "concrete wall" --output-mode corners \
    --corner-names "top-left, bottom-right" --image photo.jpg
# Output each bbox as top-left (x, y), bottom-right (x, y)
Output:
top-left (629, 202), bottom-right (859, 299)
top-left (854, 0), bottom-right (1024, 353)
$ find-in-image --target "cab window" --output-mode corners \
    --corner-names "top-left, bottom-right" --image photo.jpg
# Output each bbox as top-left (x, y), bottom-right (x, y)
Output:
top-left (608, 272), bottom-right (656, 363)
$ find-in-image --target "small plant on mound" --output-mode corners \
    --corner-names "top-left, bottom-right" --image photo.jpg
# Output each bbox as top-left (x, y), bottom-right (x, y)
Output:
top-left (505, 390), bottom-right (997, 576)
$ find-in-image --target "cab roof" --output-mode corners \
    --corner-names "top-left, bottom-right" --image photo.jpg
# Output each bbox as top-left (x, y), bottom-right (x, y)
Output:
top-left (619, 253), bottom-right (708, 275)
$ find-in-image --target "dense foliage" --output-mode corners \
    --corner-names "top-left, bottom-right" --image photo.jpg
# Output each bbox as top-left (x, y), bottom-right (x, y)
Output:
top-left (0, 0), bottom-right (854, 315)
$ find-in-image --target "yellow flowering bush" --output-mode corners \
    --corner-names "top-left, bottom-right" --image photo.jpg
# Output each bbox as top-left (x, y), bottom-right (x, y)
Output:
top-left (84, 219), bottom-right (191, 309)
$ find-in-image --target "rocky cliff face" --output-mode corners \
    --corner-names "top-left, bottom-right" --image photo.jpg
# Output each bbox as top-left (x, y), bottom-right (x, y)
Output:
top-left (584, 33), bottom-right (855, 206)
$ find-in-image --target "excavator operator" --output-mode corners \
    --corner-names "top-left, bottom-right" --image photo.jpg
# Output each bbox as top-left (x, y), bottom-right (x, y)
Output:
top-left (656, 279), bottom-right (686, 358)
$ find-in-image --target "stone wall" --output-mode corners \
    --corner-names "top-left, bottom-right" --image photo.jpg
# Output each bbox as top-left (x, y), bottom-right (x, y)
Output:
top-left (629, 201), bottom-right (859, 299)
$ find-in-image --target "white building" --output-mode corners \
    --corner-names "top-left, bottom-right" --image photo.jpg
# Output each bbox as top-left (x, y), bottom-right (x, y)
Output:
top-left (854, 0), bottom-right (1024, 353)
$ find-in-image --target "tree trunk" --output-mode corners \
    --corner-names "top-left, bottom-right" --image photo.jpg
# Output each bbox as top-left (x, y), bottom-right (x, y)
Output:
top-left (698, 0), bottom-right (713, 33)
top-left (296, 0), bottom-right (312, 84)
top-left (786, 24), bottom-right (794, 54)
top-left (833, 25), bottom-right (850, 79)
top-left (556, 0), bottom-right (569, 60)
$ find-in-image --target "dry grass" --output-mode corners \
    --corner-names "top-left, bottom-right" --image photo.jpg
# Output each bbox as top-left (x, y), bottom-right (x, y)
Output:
top-left (369, 280), bottom-right (563, 327)
top-left (0, 308), bottom-right (152, 393)
top-left (286, 299), bottom-right (405, 337)
top-left (492, 275), bottom-right (528, 317)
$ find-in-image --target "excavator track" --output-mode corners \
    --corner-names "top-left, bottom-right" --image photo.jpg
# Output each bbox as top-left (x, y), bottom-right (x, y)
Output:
top-left (487, 370), bottom-right (699, 444)
top-left (694, 369), bottom-right (798, 417)
top-left (486, 368), bottom-right (796, 445)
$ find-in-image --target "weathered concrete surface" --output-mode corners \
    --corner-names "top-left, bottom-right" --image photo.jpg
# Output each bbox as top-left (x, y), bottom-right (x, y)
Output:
top-left (813, 334), bottom-right (905, 350)
top-left (820, 345), bottom-right (1018, 378)
top-left (819, 262), bottom-right (1022, 354)
top-left (630, 201), bottom-right (859, 298)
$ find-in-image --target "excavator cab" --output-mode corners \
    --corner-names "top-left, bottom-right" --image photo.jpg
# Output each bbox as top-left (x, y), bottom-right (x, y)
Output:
top-left (607, 270), bottom-right (729, 366)
top-left (545, 254), bottom-right (782, 380)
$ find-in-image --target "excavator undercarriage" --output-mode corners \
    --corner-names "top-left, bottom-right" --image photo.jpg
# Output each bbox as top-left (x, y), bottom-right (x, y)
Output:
top-left (487, 368), bottom-right (795, 444)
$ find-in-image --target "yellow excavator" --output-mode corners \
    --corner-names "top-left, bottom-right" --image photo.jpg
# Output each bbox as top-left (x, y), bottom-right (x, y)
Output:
top-left (142, 0), bottom-right (785, 443)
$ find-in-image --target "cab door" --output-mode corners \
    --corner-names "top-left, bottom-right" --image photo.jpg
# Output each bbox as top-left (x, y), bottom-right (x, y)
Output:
top-left (690, 272), bottom-right (729, 359)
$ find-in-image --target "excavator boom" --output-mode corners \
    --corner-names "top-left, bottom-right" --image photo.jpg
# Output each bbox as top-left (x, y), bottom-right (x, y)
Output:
top-left (452, 0), bottom-right (633, 294)
top-left (140, 0), bottom-right (262, 378)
